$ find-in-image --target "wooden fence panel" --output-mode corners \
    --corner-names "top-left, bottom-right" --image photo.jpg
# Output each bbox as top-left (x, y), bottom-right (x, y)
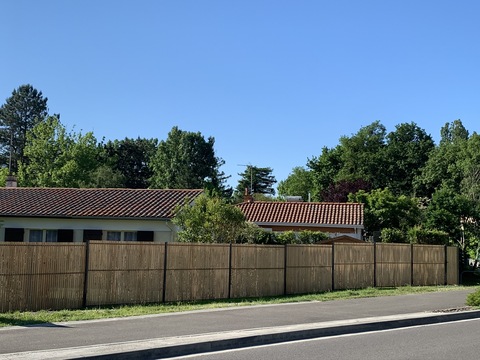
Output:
top-left (376, 243), bottom-right (411, 287)
top-left (0, 243), bottom-right (85, 312)
top-left (87, 241), bottom-right (165, 306)
top-left (334, 243), bottom-right (374, 290)
top-left (0, 242), bottom-right (460, 312)
top-left (165, 243), bottom-right (229, 302)
top-left (286, 245), bottom-right (332, 294)
top-left (447, 246), bottom-right (459, 285)
top-left (413, 245), bottom-right (444, 286)
top-left (231, 244), bottom-right (284, 298)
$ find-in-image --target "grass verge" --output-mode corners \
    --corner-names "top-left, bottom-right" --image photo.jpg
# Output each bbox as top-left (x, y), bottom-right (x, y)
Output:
top-left (0, 285), bottom-right (470, 328)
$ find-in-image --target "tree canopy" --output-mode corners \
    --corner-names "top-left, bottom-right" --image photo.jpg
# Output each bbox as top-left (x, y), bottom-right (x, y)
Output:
top-left (235, 165), bottom-right (277, 199)
top-left (0, 84), bottom-right (50, 173)
top-left (277, 166), bottom-right (314, 201)
top-left (104, 137), bottom-right (158, 188)
top-left (17, 116), bottom-right (115, 188)
top-left (150, 127), bottom-right (231, 196)
top-left (173, 194), bottom-right (246, 243)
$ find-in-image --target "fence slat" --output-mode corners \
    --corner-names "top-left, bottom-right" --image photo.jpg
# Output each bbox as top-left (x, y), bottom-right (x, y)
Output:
top-left (0, 242), bottom-right (460, 312)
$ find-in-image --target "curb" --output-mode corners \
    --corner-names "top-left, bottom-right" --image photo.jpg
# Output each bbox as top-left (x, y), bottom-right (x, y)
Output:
top-left (3, 310), bottom-right (480, 360)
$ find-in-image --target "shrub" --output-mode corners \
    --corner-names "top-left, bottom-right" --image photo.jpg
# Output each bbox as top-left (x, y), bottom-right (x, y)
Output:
top-left (236, 222), bottom-right (277, 244)
top-left (407, 226), bottom-right (450, 245)
top-left (380, 228), bottom-right (408, 243)
top-left (466, 287), bottom-right (480, 307)
top-left (297, 230), bottom-right (329, 244)
top-left (276, 231), bottom-right (298, 245)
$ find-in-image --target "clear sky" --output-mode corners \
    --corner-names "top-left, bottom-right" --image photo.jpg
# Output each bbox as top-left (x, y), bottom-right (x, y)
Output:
top-left (2, 1), bottom-right (479, 190)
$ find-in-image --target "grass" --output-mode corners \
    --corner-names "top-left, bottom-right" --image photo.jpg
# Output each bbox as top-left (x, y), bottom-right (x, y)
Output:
top-left (0, 285), bottom-right (472, 328)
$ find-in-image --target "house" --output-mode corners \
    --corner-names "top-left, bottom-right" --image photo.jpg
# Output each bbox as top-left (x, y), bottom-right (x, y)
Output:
top-left (237, 200), bottom-right (364, 240)
top-left (0, 187), bottom-right (203, 243)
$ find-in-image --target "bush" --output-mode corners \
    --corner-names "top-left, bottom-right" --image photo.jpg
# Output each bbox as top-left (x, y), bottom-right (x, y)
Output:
top-left (236, 222), bottom-right (277, 244)
top-left (276, 231), bottom-right (297, 245)
top-left (466, 287), bottom-right (480, 307)
top-left (380, 228), bottom-right (408, 243)
top-left (297, 230), bottom-right (329, 244)
top-left (407, 226), bottom-right (450, 245)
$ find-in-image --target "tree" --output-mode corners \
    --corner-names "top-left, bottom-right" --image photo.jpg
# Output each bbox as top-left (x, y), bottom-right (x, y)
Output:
top-left (0, 85), bottom-right (50, 173)
top-left (349, 188), bottom-right (420, 238)
top-left (17, 116), bottom-right (112, 188)
top-left (150, 127), bottom-right (231, 195)
top-left (424, 186), bottom-right (478, 255)
top-left (172, 194), bottom-right (246, 243)
top-left (277, 166), bottom-right (314, 201)
top-left (337, 121), bottom-right (387, 189)
top-left (321, 178), bottom-right (370, 202)
top-left (235, 165), bottom-right (277, 198)
top-left (104, 137), bottom-right (158, 188)
top-left (307, 145), bottom-right (343, 201)
top-left (414, 120), bottom-right (469, 197)
top-left (384, 122), bottom-right (435, 196)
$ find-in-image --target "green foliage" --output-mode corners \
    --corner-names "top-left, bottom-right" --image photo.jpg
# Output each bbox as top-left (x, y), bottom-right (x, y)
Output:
top-left (407, 226), bottom-right (450, 245)
top-left (424, 187), bottom-right (475, 241)
top-left (307, 146), bottom-right (344, 201)
top-left (466, 287), bottom-right (480, 307)
top-left (297, 230), bottom-right (329, 244)
top-left (349, 188), bottom-right (420, 236)
top-left (173, 194), bottom-right (245, 243)
top-left (235, 165), bottom-right (277, 198)
top-left (380, 228), bottom-right (408, 243)
top-left (150, 127), bottom-right (231, 196)
top-left (337, 121), bottom-right (387, 189)
top-left (277, 166), bottom-right (314, 201)
top-left (276, 231), bottom-right (297, 244)
top-left (237, 222), bottom-right (276, 244)
top-left (104, 137), bottom-right (158, 188)
top-left (273, 230), bottom-right (329, 245)
top-left (414, 120), bottom-right (469, 197)
top-left (88, 164), bottom-right (125, 188)
top-left (459, 133), bottom-right (480, 203)
top-left (0, 167), bottom-right (8, 186)
top-left (384, 122), bottom-right (435, 196)
top-left (0, 84), bottom-right (50, 173)
top-left (17, 117), bottom-right (107, 188)
top-left (440, 119), bottom-right (469, 145)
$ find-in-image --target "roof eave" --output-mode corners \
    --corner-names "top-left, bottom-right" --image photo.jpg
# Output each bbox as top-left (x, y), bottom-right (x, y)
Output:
top-left (0, 214), bottom-right (172, 221)
top-left (252, 222), bottom-right (364, 229)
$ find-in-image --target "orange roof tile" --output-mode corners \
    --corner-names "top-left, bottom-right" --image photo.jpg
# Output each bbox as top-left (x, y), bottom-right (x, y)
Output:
top-left (0, 188), bottom-right (203, 219)
top-left (237, 201), bottom-right (363, 226)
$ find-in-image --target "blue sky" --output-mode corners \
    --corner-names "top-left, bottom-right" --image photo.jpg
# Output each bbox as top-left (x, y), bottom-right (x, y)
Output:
top-left (2, 1), bottom-right (479, 190)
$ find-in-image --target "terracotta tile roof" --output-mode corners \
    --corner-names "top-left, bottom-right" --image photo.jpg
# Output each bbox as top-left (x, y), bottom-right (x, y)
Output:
top-left (0, 188), bottom-right (203, 219)
top-left (237, 201), bottom-right (364, 226)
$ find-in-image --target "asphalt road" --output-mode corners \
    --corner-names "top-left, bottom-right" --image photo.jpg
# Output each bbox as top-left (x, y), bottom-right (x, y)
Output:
top-left (0, 290), bottom-right (472, 354)
top-left (173, 317), bottom-right (480, 360)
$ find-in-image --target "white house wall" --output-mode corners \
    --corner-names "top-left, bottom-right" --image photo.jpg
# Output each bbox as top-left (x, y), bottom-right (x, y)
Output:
top-left (0, 217), bottom-right (175, 243)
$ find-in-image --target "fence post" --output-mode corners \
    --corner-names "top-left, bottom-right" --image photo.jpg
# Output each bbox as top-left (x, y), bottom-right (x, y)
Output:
top-left (284, 244), bottom-right (288, 295)
top-left (331, 243), bottom-right (335, 291)
top-left (444, 245), bottom-right (448, 285)
top-left (82, 240), bottom-right (90, 308)
top-left (410, 243), bottom-right (414, 286)
top-left (162, 242), bottom-right (168, 303)
top-left (373, 242), bottom-right (377, 288)
top-left (228, 242), bottom-right (233, 299)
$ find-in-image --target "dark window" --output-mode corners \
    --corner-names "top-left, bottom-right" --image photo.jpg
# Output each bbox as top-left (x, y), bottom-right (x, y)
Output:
top-left (58, 229), bottom-right (74, 242)
top-left (83, 229), bottom-right (102, 242)
top-left (5, 228), bottom-right (24, 242)
top-left (137, 231), bottom-right (154, 242)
